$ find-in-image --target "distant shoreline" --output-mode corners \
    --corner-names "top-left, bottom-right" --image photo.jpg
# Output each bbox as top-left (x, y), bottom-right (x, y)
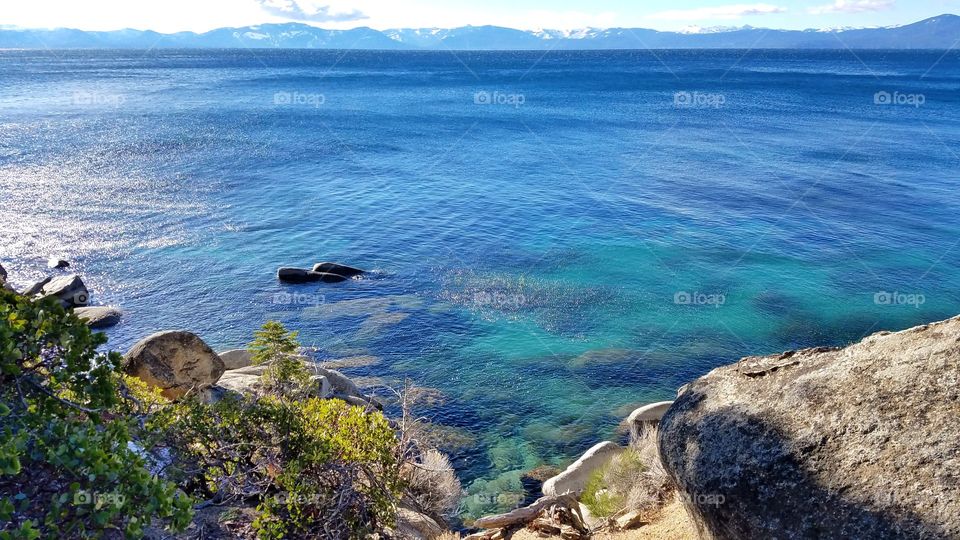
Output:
top-left (2, 14), bottom-right (958, 50)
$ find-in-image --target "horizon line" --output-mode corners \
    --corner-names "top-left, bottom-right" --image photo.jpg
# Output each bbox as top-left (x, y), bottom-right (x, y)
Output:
top-left (2, 13), bottom-right (957, 36)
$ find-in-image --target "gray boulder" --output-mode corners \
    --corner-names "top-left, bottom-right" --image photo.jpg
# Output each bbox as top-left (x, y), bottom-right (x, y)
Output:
top-left (659, 316), bottom-right (960, 540)
top-left (47, 257), bottom-right (70, 269)
top-left (123, 331), bottom-right (225, 400)
top-left (74, 306), bottom-right (122, 329)
top-left (218, 349), bottom-right (254, 370)
top-left (38, 274), bottom-right (88, 307)
top-left (542, 441), bottom-right (623, 496)
top-left (313, 366), bottom-right (363, 398)
top-left (23, 276), bottom-right (52, 297)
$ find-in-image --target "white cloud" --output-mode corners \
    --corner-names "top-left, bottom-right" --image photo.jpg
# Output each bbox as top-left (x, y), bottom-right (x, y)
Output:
top-left (253, 0), bottom-right (366, 23)
top-left (808, 0), bottom-right (895, 15)
top-left (647, 3), bottom-right (787, 21)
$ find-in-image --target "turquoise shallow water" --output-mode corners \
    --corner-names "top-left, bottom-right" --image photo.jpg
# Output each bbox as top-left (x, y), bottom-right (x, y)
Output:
top-left (2, 49), bottom-right (959, 517)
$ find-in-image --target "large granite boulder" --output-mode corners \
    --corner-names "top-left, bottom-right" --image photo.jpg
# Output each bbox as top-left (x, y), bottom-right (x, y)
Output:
top-left (542, 441), bottom-right (623, 496)
top-left (37, 274), bottom-right (88, 307)
top-left (74, 306), bottom-right (122, 329)
top-left (659, 316), bottom-right (960, 540)
top-left (124, 331), bottom-right (226, 400)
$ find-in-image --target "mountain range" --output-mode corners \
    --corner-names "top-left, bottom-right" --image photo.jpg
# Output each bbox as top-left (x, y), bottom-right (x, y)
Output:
top-left (2, 14), bottom-right (958, 50)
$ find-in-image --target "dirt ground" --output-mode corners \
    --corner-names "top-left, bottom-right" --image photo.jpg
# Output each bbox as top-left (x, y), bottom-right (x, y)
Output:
top-left (507, 499), bottom-right (696, 540)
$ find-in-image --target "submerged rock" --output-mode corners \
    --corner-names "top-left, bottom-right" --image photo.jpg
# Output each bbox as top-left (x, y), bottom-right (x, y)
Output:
top-left (123, 331), bottom-right (226, 400)
top-left (74, 306), bottom-right (122, 329)
top-left (542, 441), bottom-right (623, 497)
top-left (659, 316), bottom-right (960, 540)
top-left (38, 274), bottom-right (88, 307)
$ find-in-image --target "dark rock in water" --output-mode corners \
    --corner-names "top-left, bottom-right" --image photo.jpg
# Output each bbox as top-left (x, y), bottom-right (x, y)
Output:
top-left (23, 276), bottom-right (52, 296)
top-left (277, 267), bottom-right (350, 284)
top-left (659, 316), bottom-right (960, 540)
top-left (277, 267), bottom-right (313, 283)
top-left (312, 271), bottom-right (348, 283)
top-left (311, 262), bottom-right (365, 278)
top-left (37, 274), bottom-right (88, 307)
top-left (74, 306), bottom-right (122, 329)
top-left (47, 257), bottom-right (70, 269)
top-left (0, 262), bottom-right (6, 282)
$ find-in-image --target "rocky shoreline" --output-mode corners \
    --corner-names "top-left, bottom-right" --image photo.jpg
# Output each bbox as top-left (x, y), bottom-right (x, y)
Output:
top-left (4, 258), bottom-right (958, 539)
top-left (464, 318), bottom-right (960, 540)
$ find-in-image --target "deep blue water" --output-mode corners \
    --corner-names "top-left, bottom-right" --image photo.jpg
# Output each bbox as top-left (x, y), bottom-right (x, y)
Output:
top-left (2, 49), bottom-right (959, 517)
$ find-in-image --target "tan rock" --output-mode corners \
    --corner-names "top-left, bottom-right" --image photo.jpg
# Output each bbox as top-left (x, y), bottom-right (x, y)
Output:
top-left (123, 331), bottom-right (225, 400)
top-left (395, 506), bottom-right (444, 539)
top-left (614, 509), bottom-right (646, 530)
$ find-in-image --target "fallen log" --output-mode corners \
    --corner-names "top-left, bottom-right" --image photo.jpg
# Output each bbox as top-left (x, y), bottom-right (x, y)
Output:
top-left (474, 494), bottom-right (578, 529)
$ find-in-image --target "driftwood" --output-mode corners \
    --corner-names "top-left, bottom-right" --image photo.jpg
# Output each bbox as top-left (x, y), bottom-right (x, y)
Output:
top-left (474, 494), bottom-right (578, 529)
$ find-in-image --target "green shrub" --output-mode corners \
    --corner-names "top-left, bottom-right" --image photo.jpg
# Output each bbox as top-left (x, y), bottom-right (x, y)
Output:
top-left (0, 290), bottom-right (192, 539)
top-left (249, 321), bottom-right (311, 397)
top-left (580, 449), bottom-right (647, 517)
top-left (155, 322), bottom-right (404, 539)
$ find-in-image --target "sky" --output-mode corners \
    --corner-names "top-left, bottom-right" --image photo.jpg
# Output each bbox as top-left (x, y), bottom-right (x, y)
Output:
top-left (1, 0), bottom-right (958, 32)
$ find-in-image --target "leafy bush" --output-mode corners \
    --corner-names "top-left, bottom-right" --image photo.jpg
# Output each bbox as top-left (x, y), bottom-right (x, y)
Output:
top-left (0, 290), bottom-right (192, 539)
top-left (154, 321), bottom-right (404, 539)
